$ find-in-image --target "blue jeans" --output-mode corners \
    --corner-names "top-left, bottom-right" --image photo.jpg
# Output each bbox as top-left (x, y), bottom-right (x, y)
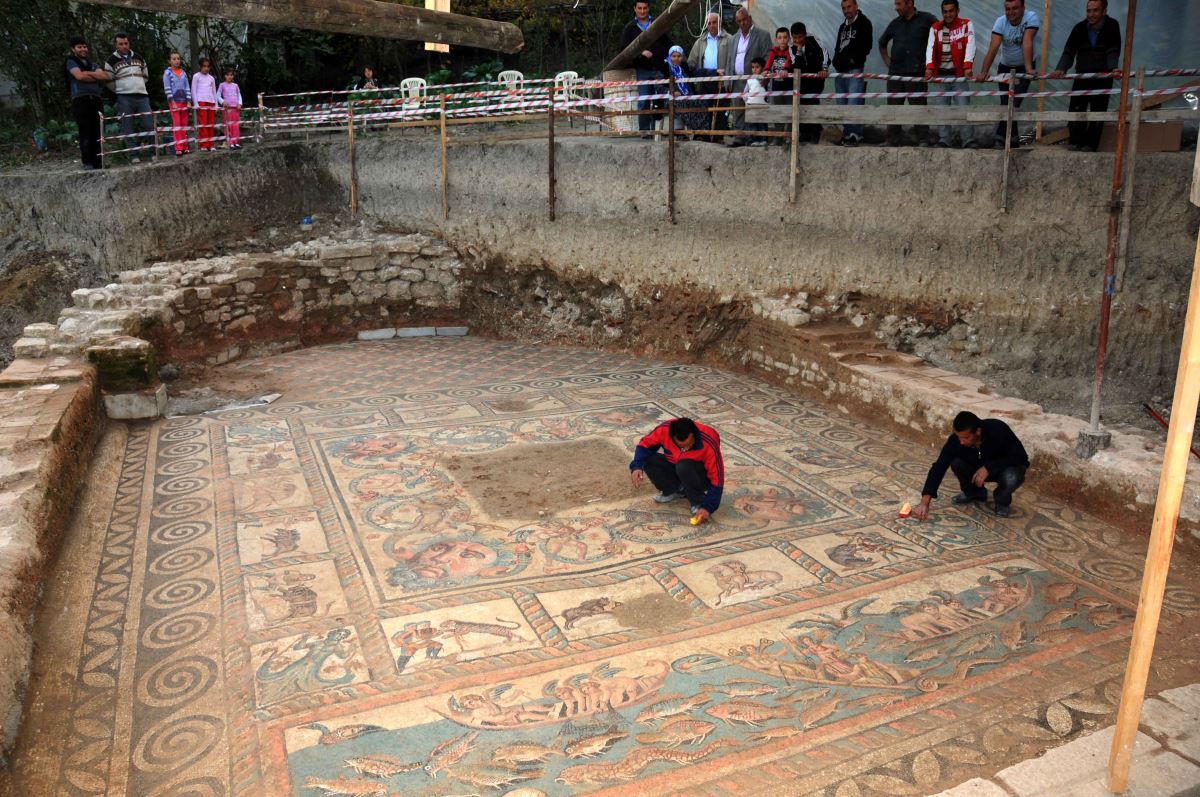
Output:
top-left (932, 77), bottom-right (976, 146)
top-left (996, 63), bottom-right (1032, 145)
top-left (636, 67), bottom-right (659, 131)
top-left (117, 93), bottom-right (153, 155)
top-left (835, 74), bottom-right (865, 139)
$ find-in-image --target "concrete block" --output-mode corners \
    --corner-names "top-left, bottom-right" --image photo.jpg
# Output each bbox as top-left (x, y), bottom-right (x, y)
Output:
top-left (1158, 684), bottom-right (1200, 715)
top-left (395, 327), bottom-right (436, 338)
top-left (996, 726), bottom-right (1160, 796)
top-left (927, 778), bottom-right (1009, 796)
top-left (103, 384), bottom-right (167, 420)
top-left (435, 326), bottom-right (469, 337)
top-left (1141, 696), bottom-right (1199, 740)
top-left (1052, 751), bottom-right (1200, 797)
top-left (357, 328), bottom-right (397, 341)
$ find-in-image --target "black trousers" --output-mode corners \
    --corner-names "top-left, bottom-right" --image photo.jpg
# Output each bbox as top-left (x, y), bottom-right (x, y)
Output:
top-left (797, 78), bottom-right (825, 142)
top-left (643, 451), bottom-right (710, 506)
top-left (996, 64), bottom-right (1032, 145)
top-left (950, 457), bottom-right (1027, 507)
top-left (72, 95), bottom-right (104, 168)
top-left (1068, 77), bottom-right (1113, 150)
top-left (886, 78), bottom-right (929, 144)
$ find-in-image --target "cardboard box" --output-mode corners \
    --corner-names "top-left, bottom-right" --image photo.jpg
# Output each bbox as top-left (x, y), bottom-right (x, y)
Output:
top-left (1099, 120), bottom-right (1183, 152)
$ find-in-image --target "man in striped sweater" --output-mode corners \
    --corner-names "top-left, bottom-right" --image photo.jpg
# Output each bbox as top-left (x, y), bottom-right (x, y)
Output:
top-left (630, 417), bottom-right (725, 524)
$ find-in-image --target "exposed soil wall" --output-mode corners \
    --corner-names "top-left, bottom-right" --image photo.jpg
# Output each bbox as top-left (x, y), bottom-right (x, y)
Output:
top-left (0, 145), bottom-right (342, 277)
top-left (323, 137), bottom-right (1200, 424)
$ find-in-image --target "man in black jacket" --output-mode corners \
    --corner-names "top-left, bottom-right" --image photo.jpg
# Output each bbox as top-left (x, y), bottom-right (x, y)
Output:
top-left (790, 23), bottom-right (829, 143)
top-left (913, 411), bottom-right (1030, 519)
top-left (833, 0), bottom-right (873, 145)
top-left (620, 0), bottom-right (675, 132)
top-left (1049, 0), bottom-right (1121, 152)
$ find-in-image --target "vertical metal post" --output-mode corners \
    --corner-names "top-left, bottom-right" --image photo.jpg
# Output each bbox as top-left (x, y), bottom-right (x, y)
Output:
top-left (97, 110), bottom-right (106, 169)
top-left (440, 94), bottom-right (449, 221)
top-left (667, 76), bottom-right (676, 225)
top-left (789, 67), bottom-right (801, 204)
top-left (347, 100), bottom-right (358, 215)
top-left (1084, 0), bottom-right (1138, 444)
top-left (1107, 144), bottom-right (1200, 794)
top-left (1114, 69), bottom-right (1144, 292)
top-left (548, 87), bottom-right (556, 222)
top-left (1000, 70), bottom-right (1016, 212)
top-left (257, 92), bottom-right (265, 144)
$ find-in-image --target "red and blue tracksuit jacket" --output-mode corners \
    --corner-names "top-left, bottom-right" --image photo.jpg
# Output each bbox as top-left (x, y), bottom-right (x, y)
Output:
top-left (629, 420), bottom-right (725, 513)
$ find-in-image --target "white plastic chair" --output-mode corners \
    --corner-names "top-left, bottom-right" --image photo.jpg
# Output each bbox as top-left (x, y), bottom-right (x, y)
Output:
top-left (497, 70), bottom-right (525, 93)
top-left (399, 77), bottom-right (427, 110)
top-left (554, 70), bottom-right (583, 127)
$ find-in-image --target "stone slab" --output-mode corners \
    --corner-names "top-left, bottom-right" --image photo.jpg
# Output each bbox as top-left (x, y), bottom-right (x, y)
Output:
top-left (1142, 696), bottom-right (1199, 740)
top-left (1159, 684), bottom-right (1200, 715)
top-left (996, 727), bottom-right (1161, 796)
top-left (102, 384), bottom-right (167, 420)
top-left (435, 326), bottom-right (469, 336)
top-left (394, 326), bottom-right (437, 338)
top-left (356, 328), bottom-right (397, 341)
top-left (1052, 751), bottom-right (1200, 797)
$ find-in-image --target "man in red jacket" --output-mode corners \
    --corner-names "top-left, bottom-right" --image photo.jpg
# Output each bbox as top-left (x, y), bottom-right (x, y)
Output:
top-left (924, 0), bottom-right (978, 147)
top-left (630, 417), bottom-right (725, 524)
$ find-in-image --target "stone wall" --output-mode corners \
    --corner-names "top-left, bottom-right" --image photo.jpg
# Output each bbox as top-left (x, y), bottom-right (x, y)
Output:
top-left (14, 231), bottom-right (465, 367)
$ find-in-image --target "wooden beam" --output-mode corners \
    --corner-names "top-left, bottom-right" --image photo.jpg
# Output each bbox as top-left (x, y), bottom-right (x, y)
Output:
top-left (605, 0), bottom-right (697, 71)
top-left (83, 0), bottom-right (524, 52)
top-left (1107, 142), bottom-right (1200, 794)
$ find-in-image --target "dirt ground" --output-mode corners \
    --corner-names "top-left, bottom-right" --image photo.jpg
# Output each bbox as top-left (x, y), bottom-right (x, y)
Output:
top-left (445, 439), bottom-right (633, 521)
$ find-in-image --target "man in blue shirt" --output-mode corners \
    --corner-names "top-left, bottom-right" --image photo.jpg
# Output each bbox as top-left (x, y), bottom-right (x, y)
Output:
top-left (977, 0), bottom-right (1040, 148)
top-left (65, 37), bottom-right (109, 170)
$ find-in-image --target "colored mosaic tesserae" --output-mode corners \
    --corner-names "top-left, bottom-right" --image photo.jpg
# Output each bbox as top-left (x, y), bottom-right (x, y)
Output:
top-left (15, 337), bottom-right (1200, 797)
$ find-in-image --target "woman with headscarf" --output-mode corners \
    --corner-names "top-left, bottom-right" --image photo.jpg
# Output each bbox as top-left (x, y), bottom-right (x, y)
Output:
top-left (660, 44), bottom-right (722, 135)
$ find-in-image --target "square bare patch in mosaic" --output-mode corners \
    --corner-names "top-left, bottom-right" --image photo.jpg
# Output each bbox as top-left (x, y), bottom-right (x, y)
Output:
top-left (444, 438), bottom-right (633, 521)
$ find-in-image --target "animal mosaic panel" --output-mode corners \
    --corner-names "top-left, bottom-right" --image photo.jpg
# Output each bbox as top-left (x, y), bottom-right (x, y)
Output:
top-left (31, 338), bottom-right (1200, 797)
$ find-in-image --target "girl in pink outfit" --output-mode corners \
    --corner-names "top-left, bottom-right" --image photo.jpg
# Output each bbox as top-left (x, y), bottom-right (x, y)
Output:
top-left (191, 57), bottom-right (218, 150)
top-left (218, 69), bottom-right (243, 149)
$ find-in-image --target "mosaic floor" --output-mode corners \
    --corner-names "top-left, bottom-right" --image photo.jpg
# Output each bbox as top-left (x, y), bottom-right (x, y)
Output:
top-left (13, 337), bottom-right (1200, 797)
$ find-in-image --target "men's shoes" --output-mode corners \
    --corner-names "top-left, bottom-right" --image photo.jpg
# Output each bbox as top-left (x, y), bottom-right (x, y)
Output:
top-left (653, 491), bottom-right (684, 504)
top-left (951, 492), bottom-right (987, 505)
top-left (130, 156), bottom-right (141, 164)
top-left (993, 504), bottom-right (1011, 518)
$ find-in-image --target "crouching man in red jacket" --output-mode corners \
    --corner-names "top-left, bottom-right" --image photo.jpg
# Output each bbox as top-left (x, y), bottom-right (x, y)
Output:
top-left (630, 417), bottom-right (725, 525)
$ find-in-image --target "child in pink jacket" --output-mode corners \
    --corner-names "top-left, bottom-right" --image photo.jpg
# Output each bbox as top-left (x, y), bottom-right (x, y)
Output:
top-left (218, 68), bottom-right (244, 149)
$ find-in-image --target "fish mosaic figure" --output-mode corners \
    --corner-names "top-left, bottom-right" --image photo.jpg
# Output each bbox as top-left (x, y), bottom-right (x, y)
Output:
top-left (563, 725), bottom-right (630, 758)
top-left (555, 740), bottom-right (738, 785)
top-left (301, 776), bottom-right (390, 797)
top-left (634, 692), bottom-right (711, 724)
top-left (343, 755), bottom-right (423, 778)
top-left (491, 741), bottom-right (564, 767)
top-left (424, 730), bottom-right (480, 778)
top-left (634, 717), bottom-right (717, 747)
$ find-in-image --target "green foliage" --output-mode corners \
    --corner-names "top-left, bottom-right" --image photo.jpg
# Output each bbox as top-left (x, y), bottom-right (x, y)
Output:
top-left (0, 0), bottom-right (179, 122)
top-left (424, 67), bottom-right (454, 86)
top-left (461, 58), bottom-right (504, 83)
top-left (34, 118), bottom-right (78, 150)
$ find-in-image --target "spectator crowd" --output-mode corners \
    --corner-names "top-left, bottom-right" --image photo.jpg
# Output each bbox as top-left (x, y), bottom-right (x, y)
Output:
top-left (619, 0), bottom-right (1121, 149)
top-left (62, 0), bottom-right (1123, 168)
